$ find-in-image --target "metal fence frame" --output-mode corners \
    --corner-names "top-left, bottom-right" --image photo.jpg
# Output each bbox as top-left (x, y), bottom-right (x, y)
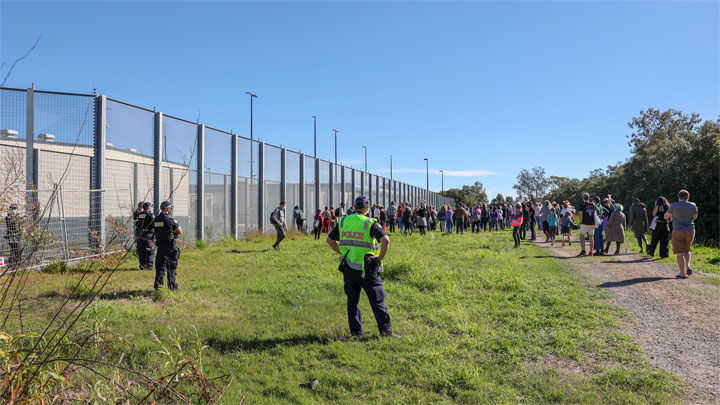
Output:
top-left (0, 86), bottom-right (455, 266)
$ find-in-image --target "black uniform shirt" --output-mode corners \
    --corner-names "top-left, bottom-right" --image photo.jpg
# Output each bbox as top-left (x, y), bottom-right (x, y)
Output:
top-left (154, 213), bottom-right (179, 244)
top-left (138, 211), bottom-right (155, 238)
top-left (328, 216), bottom-right (387, 242)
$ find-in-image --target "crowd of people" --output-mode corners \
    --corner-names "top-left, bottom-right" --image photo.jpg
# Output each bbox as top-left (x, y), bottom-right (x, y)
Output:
top-left (281, 188), bottom-right (700, 280)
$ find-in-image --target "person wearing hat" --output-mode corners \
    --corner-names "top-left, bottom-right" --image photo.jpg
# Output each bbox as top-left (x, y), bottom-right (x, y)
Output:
top-left (132, 201), bottom-right (144, 238)
top-left (326, 196), bottom-right (395, 338)
top-left (5, 204), bottom-right (21, 264)
top-left (153, 201), bottom-right (183, 290)
top-left (136, 202), bottom-right (155, 270)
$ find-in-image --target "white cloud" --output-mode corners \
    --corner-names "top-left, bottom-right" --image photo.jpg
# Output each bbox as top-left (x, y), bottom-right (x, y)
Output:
top-left (376, 168), bottom-right (499, 177)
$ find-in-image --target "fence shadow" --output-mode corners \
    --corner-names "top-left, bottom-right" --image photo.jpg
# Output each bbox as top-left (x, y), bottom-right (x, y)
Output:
top-left (97, 289), bottom-right (154, 300)
top-left (206, 333), bottom-right (336, 353)
top-left (226, 249), bottom-right (270, 254)
top-left (601, 258), bottom-right (661, 264)
top-left (597, 277), bottom-right (675, 288)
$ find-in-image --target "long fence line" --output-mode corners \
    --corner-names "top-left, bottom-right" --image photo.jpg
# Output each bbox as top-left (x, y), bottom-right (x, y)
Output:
top-left (0, 86), bottom-right (454, 266)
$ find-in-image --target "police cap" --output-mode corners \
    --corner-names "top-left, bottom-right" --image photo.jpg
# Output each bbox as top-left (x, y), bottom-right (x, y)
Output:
top-left (160, 201), bottom-right (173, 210)
top-left (142, 201), bottom-right (152, 209)
top-left (355, 196), bottom-right (369, 209)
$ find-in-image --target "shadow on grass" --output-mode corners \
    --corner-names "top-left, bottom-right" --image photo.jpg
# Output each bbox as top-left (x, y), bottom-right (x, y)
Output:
top-left (601, 258), bottom-right (661, 264)
top-left (525, 255), bottom-right (575, 260)
top-left (98, 289), bottom-right (154, 300)
top-left (598, 277), bottom-right (675, 288)
top-left (226, 249), bottom-right (270, 254)
top-left (206, 333), bottom-right (335, 353)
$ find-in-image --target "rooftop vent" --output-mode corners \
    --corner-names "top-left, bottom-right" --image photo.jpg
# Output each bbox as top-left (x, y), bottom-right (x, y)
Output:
top-left (0, 129), bottom-right (19, 138)
top-left (38, 133), bottom-right (55, 142)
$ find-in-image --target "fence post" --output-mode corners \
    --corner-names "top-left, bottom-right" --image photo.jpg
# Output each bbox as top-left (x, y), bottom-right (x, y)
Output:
top-left (93, 94), bottom-right (107, 250)
top-left (299, 153), bottom-right (305, 216)
top-left (361, 171), bottom-right (365, 197)
top-left (258, 142), bottom-right (265, 231)
top-left (329, 162), bottom-right (334, 208)
top-left (231, 133), bottom-right (238, 239)
top-left (375, 175), bottom-right (379, 206)
top-left (133, 163), bottom-right (139, 206)
top-left (197, 124), bottom-right (205, 240)
top-left (314, 158), bottom-right (320, 215)
top-left (153, 112), bottom-right (163, 215)
top-left (351, 169), bottom-right (356, 202)
top-left (340, 165), bottom-right (345, 207)
top-left (280, 147), bottom-right (287, 203)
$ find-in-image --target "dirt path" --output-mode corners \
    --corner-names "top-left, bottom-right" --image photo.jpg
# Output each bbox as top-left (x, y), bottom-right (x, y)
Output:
top-left (534, 240), bottom-right (720, 403)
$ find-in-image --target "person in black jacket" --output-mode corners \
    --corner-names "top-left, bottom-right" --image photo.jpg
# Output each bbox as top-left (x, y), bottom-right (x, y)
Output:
top-left (136, 202), bottom-right (155, 270)
top-left (154, 201), bottom-right (183, 290)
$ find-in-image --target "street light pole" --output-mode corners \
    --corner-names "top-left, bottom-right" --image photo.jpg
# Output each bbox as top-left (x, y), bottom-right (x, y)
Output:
top-left (362, 146), bottom-right (367, 172)
top-left (424, 158), bottom-right (429, 200)
top-left (313, 115), bottom-right (317, 158)
top-left (332, 129), bottom-right (339, 164)
top-left (245, 91), bottom-right (258, 184)
top-left (439, 170), bottom-right (444, 194)
top-left (390, 155), bottom-right (393, 180)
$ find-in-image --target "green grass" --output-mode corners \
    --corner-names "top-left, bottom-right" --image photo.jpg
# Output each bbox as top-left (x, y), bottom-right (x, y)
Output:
top-left (14, 230), bottom-right (686, 403)
top-left (623, 234), bottom-right (720, 279)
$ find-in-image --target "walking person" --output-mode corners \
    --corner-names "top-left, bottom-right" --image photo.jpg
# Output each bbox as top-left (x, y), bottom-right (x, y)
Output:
top-left (511, 203), bottom-right (523, 248)
top-left (606, 203), bottom-right (626, 256)
top-left (270, 201), bottom-right (287, 251)
top-left (520, 203), bottom-right (528, 240)
top-left (322, 206), bottom-right (332, 234)
top-left (480, 204), bottom-right (489, 231)
top-left (313, 209), bottom-right (323, 240)
top-left (402, 204), bottom-right (413, 236)
top-left (455, 205), bottom-right (466, 235)
top-left (629, 198), bottom-right (649, 253)
top-left (547, 207), bottom-right (558, 247)
top-left (153, 201), bottom-right (183, 290)
top-left (445, 206), bottom-right (454, 234)
top-left (527, 202), bottom-right (536, 240)
top-left (489, 208), bottom-right (498, 231)
top-left (540, 201), bottom-right (551, 242)
top-left (293, 205), bottom-right (305, 232)
top-left (561, 211), bottom-right (575, 246)
top-left (665, 190), bottom-right (698, 278)
top-left (535, 202), bottom-right (543, 231)
top-left (397, 204), bottom-right (404, 233)
top-left (647, 196), bottom-right (670, 258)
top-left (416, 204), bottom-right (428, 235)
top-left (326, 196), bottom-right (395, 338)
top-left (577, 193), bottom-right (597, 257)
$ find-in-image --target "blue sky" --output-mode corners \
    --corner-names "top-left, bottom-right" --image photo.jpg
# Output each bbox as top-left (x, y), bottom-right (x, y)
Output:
top-left (2, 1), bottom-right (718, 197)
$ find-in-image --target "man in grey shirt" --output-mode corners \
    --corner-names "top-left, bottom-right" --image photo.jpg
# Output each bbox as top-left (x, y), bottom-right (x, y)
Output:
top-left (540, 201), bottom-right (551, 242)
top-left (271, 201), bottom-right (287, 251)
top-left (665, 190), bottom-right (698, 278)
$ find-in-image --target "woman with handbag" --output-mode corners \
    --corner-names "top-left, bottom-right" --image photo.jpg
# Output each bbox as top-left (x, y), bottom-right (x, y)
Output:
top-left (647, 196), bottom-right (670, 258)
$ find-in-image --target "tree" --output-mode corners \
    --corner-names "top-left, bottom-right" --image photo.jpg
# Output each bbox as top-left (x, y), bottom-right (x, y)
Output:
top-left (442, 181), bottom-right (488, 206)
top-left (490, 193), bottom-right (504, 206)
top-left (514, 167), bottom-right (552, 201)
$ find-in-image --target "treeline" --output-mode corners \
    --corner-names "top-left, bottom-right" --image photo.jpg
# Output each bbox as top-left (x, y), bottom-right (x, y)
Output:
top-left (517, 109), bottom-right (719, 240)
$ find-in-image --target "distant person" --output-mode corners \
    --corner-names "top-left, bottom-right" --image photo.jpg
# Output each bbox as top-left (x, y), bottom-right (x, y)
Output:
top-left (335, 203), bottom-right (346, 218)
top-left (540, 201), bottom-right (551, 242)
top-left (402, 203), bottom-right (413, 236)
top-left (527, 202), bottom-right (536, 240)
top-left (665, 190), bottom-right (698, 278)
top-left (270, 201), bottom-right (287, 251)
top-left (647, 196), bottom-right (670, 258)
top-left (445, 206), bottom-right (454, 234)
top-left (326, 196), bottom-right (394, 338)
top-left (592, 196), bottom-right (606, 256)
top-left (577, 193), bottom-right (597, 257)
top-left (547, 207), bottom-right (558, 247)
top-left (4, 204), bottom-right (21, 264)
top-left (396, 204), bottom-right (404, 233)
top-left (606, 203), bottom-right (626, 256)
top-left (629, 198), bottom-right (649, 253)
top-left (312, 209), bottom-right (323, 240)
top-left (416, 204), bottom-right (428, 235)
top-left (293, 205), bottom-right (305, 232)
top-left (154, 201), bottom-right (182, 290)
top-left (386, 201), bottom-right (397, 233)
top-left (520, 203), bottom-right (529, 239)
top-left (137, 202), bottom-right (155, 270)
top-left (561, 211), bottom-right (576, 246)
top-left (132, 201), bottom-right (144, 238)
top-left (510, 203), bottom-right (523, 248)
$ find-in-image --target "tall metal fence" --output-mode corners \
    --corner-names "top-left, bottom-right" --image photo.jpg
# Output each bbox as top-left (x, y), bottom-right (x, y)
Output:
top-left (0, 86), bottom-right (455, 265)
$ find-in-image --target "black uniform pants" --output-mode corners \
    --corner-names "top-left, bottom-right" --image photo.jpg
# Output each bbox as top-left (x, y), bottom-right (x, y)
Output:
top-left (137, 238), bottom-right (155, 269)
top-left (648, 223), bottom-right (670, 258)
top-left (343, 270), bottom-right (392, 335)
top-left (388, 218), bottom-right (396, 233)
top-left (529, 217), bottom-right (537, 240)
top-left (155, 244), bottom-right (178, 290)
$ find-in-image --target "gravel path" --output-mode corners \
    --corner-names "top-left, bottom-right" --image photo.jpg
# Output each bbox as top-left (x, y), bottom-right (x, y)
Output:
top-left (534, 240), bottom-right (720, 403)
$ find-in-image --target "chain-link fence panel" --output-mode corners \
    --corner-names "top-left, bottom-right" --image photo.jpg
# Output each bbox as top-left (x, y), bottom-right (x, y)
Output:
top-left (0, 88), bottom-right (27, 215)
top-left (285, 151), bottom-right (301, 231)
top-left (319, 160), bottom-right (329, 211)
top-left (237, 136), bottom-right (258, 235)
top-left (304, 156), bottom-right (316, 215)
top-left (332, 163), bottom-right (341, 209)
top-left (162, 115), bottom-right (198, 243)
top-left (204, 127), bottom-right (232, 242)
top-left (264, 144), bottom-right (282, 230)
top-left (343, 166), bottom-right (352, 207)
top-left (353, 169), bottom-right (361, 203)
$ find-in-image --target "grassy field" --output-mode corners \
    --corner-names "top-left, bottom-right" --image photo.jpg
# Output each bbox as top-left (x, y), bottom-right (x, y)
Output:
top-left (14, 230), bottom-right (687, 403)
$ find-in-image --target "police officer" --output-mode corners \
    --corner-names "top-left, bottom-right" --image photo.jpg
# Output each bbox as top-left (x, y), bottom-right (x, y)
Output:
top-left (326, 196), bottom-right (396, 338)
top-left (154, 201), bottom-right (183, 290)
top-left (5, 204), bottom-right (21, 264)
top-left (132, 202), bottom-right (144, 238)
top-left (136, 202), bottom-right (155, 270)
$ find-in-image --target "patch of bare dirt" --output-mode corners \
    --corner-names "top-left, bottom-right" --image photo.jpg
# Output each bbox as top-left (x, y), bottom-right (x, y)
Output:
top-left (535, 241), bottom-right (720, 404)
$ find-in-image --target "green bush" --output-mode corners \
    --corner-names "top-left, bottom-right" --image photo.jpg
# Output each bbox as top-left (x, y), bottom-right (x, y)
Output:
top-left (41, 261), bottom-right (67, 274)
